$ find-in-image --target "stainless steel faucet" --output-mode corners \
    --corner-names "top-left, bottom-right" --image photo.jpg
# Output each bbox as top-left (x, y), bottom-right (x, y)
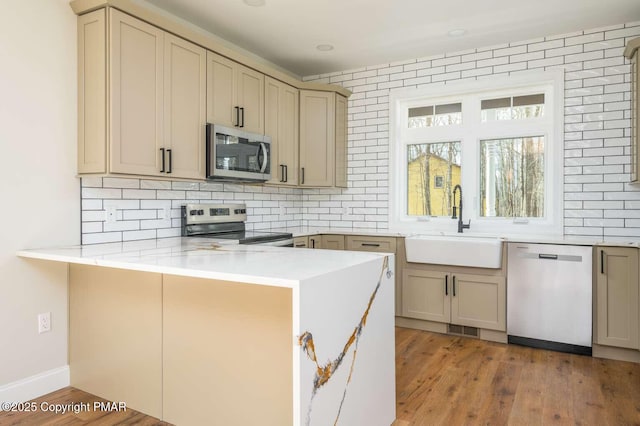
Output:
top-left (452, 184), bottom-right (471, 233)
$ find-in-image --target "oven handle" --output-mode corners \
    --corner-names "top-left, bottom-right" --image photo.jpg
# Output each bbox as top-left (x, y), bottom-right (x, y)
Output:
top-left (259, 142), bottom-right (268, 173)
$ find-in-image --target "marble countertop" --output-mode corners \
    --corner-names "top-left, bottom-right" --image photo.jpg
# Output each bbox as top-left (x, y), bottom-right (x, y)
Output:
top-left (275, 226), bottom-right (640, 247)
top-left (17, 237), bottom-right (388, 288)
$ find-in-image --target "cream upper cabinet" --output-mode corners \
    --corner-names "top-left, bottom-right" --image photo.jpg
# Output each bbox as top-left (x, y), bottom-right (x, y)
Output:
top-left (206, 51), bottom-right (264, 134)
top-left (78, 9), bottom-right (106, 173)
top-left (163, 34), bottom-right (206, 179)
top-left (109, 9), bottom-right (164, 176)
top-left (625, 38), bottom-right (640, 182)
top-left (265, 77), bottom-right (299, 185)
top-left (299, 91), bottom-right (348, 188)
top-left (595, 246), bottom-right (639, 350)
top-left (402, 268), bottom-right (506, 332)
top-left (79, 9), bottom-right (206, 179)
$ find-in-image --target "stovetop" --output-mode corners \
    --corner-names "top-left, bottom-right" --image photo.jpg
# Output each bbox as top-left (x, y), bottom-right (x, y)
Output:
top-left (181, 203), bottom-right (292, 244)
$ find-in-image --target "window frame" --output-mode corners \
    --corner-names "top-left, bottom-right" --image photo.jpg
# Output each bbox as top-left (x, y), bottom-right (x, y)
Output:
top-left (389, 70), bottom-right (564, 235)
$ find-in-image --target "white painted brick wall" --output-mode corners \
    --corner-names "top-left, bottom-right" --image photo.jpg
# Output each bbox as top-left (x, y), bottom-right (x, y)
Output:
top-left (303, 21), bottom-right (640, 238)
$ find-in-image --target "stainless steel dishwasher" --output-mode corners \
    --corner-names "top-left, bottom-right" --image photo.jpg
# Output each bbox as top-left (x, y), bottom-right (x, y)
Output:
top-left (507, 242), bottom-right (592, 355)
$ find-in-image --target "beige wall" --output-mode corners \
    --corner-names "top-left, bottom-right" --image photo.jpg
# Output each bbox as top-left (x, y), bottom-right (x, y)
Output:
top-left (0, 0), bottom-right (79, 386)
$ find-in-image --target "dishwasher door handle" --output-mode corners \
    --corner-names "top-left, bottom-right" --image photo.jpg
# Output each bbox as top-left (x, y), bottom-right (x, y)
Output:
top-left (538, 254), bottom-right (558, 260)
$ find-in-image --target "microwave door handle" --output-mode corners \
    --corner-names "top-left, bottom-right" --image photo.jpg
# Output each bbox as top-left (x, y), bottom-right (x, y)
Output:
top-left (259, 142), bottom-right (268, 173)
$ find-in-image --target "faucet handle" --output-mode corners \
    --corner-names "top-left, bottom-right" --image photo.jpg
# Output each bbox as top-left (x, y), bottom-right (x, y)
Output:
top-left (463, 219), bottom-right (471, 229)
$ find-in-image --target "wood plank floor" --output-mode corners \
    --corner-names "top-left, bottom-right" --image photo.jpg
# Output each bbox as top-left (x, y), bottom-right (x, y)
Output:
top-left (1, 327), bottom-right (639, 425)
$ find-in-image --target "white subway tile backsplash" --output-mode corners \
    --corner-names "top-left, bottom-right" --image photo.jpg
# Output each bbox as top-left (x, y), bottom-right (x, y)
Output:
top-left (80, 22), bottom-right (640, 243)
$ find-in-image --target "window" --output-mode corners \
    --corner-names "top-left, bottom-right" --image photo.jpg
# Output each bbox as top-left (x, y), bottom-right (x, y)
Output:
top-left (407, 142), bottom-right (461, 216)
top-left (390, 71), bottom-right (563, 235)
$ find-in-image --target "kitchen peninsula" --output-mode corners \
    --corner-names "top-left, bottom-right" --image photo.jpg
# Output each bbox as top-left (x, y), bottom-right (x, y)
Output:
top-left (18, 238), bottom-right (396, 426)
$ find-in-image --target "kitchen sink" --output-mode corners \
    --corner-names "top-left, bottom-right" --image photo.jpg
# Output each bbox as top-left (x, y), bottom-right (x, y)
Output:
top-left (404, 233), bottom-right (503, 268)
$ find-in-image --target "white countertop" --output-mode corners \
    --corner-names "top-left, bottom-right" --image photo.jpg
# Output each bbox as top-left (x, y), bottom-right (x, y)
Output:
top-left (17, 237), bottom-right (389, 288)
top-left (276, 226), bottom-right (640, 247)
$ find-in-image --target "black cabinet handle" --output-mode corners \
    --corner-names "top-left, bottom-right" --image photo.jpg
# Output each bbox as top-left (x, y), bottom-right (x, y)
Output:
top-left (445, 275), bottom-right (448, 296)
top-left (311, 238), bottom-right (315, 249)
top-left (361, 243), bottom-right (380, 247)
top-left (301, 167), bottom-right (305, 184)
top-left (452, 276), bottom-right (456, 297)
top-left (240, 107), bottom-right (245, 128)
top-left (295, 243), bottom-right (306, 248)
top-left (167, 149), bottom-right (172, 173)
top-left (600, 249), bottom-right (604, 274)
top-left (234, 106), bottom-right (240, 127)
top-left (280, 165), bottom-right (285, 182)
top-left (284, 165), bottom-right (288, 183)
top-left (160, 148), bottom-right (165, 172)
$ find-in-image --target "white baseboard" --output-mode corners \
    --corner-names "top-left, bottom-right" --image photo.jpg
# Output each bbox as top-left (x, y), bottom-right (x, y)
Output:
top-left (0, 365), bottom-right (70, 408)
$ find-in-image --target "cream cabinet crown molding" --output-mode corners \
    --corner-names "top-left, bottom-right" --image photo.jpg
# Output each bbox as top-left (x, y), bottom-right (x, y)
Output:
top-left (624, 37), bottom-right (640, 59)
top-left (69, 0), bottom-right (352, 98)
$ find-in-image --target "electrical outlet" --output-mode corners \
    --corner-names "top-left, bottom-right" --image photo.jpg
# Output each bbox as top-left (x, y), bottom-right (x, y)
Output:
top-left (105, 206), bottom-right (117, 224)
top-left (38, 312), bottom-right (51, 334)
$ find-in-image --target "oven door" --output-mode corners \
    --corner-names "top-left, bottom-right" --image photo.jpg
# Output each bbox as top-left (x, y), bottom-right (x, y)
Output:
top-left (206, 123), bottom-right (271, 181)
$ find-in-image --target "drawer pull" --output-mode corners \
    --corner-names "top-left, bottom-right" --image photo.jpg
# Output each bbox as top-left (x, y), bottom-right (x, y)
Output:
top-left (361, 243), bottom-right (380, 247)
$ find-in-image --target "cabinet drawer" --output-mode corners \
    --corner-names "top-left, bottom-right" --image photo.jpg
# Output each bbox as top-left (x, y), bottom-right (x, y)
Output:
top-left (293, 236), bottom-right (308, 248)
top-left (345, 236), bottom-right (397, 253)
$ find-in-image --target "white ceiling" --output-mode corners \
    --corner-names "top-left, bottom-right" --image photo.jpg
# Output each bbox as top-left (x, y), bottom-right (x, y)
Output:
top-left (146, 0), bottom-right (640, 77)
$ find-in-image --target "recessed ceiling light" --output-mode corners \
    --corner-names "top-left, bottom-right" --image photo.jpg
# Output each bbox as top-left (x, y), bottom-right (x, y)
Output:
top-left (243, 0), bottom-right (265, 6)
top-left (447, 29), bottom-right (467, 37)
top-left (316, 44), bottom-right (334, 52)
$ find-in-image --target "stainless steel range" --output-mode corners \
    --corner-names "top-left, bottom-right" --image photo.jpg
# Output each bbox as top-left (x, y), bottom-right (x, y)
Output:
top-left (181, 203), bottom-right (293, 246)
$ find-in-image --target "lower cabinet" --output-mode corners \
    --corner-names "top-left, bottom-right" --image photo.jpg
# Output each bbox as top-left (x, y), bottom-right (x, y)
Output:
top-left (402, 268), bottom-right (506, 332)
top-left (345, 235), bottom-right (401, 315)
top-left (595, 246), bottom-right (639, 350)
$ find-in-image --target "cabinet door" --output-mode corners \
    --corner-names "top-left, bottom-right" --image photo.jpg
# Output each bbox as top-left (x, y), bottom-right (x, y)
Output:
top-left (335, 94), bottom-right (348, 188)
top-left (206, 51), bottom-right (236, 128)
top-left (265, 77), bottom-right (298, 185)
top-left (164, 34), bottom-right (206, 179)
top-left (321, 235), bottom-right (345, 250)
top-left (236, 64), bottom-right (264, 134)
top-left (629, 39), bottom-right (639, 182)
top-left (596, 247), bottom-right (639, 349)
top-left (110, 9), bottom-right (164, 176)
top-left (401, 269), bottom-right (449, 322)
top-left (308, 236), bottom-right (322, 249)
top-left (299, 90), bottom-right (335, 187)
top-left (450, 273), bottom-right (505, 331)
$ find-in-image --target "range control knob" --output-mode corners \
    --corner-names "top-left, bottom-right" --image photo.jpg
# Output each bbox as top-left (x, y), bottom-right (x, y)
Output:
top-left (197, 209), bottom-right (204, 215)
top-left (190, 209), bottom-right (198, 215)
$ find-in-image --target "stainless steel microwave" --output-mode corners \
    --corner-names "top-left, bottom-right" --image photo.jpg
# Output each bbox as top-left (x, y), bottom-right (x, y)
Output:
top-left (206, 123), bottom-right (271, 182)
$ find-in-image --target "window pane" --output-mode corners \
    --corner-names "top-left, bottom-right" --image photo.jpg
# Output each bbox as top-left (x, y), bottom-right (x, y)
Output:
top-left (480, 137), bottom-right (545, 218)
top-left (481, 93), bottom-right (544, 122)
top-left (407, 142), bottom-right (461, 216)
top-left (408, 103), bottom-right (461, 128)
top-left (434, 103), bottom-right (462, 126)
